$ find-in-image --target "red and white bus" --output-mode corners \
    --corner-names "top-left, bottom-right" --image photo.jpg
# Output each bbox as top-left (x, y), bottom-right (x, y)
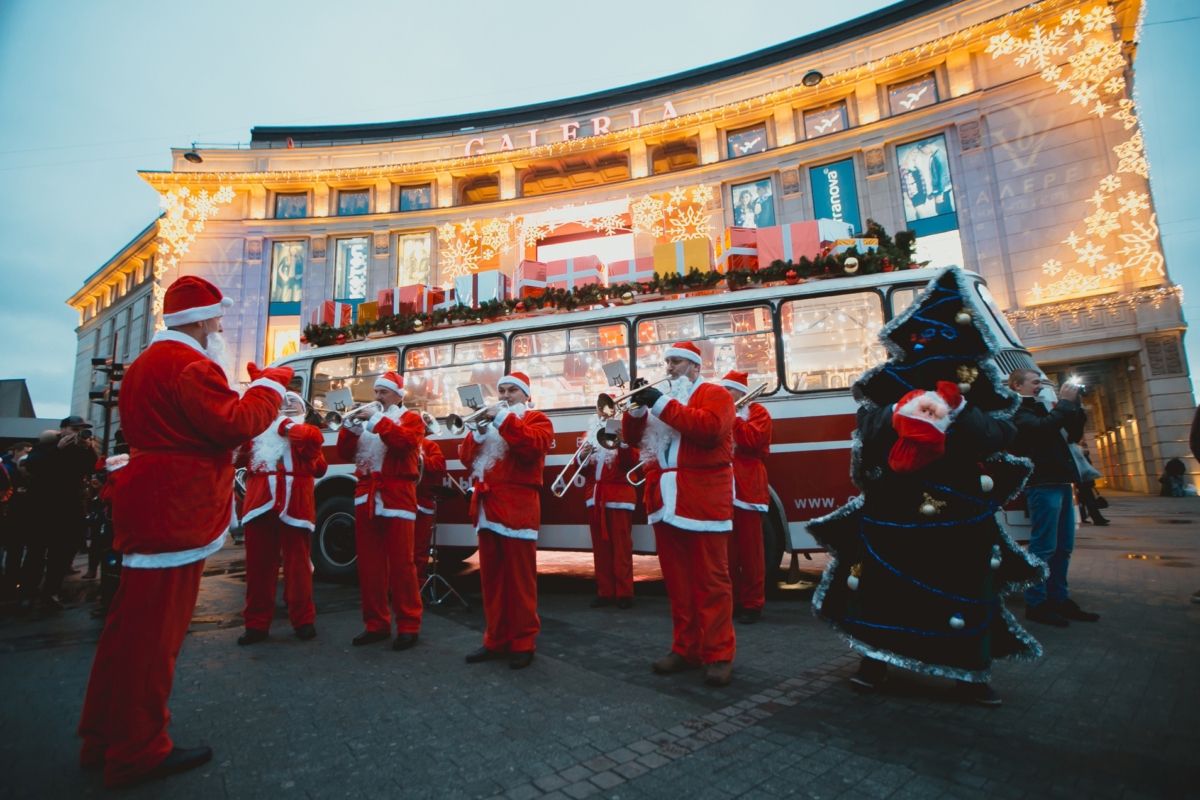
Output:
top-left (270, 267), bottom-right (1036, 582)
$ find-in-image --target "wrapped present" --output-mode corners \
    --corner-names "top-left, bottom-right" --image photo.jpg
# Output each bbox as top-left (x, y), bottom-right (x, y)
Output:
top-left (515, 260), bottom-right (548, 299)
top-left (652, 239), bottom-right (714, 278)
top-left (606, 257), bottom-right (655, 284)
top-left (831, 238), bottom-right (879, 256)
top-left (757, 219), bottom-right (854, 265)
top-left (357, 301), bottom-right (379, 323)
top-left (310, 301), bottom-right (354, 327)
top-left (379, 285), bottom-right (445, 316)
top-left (432, 288), bottom-right (457, 312)
top-left (454, 270), bottom-right (510, 307)
top-left (545, 256), bottom-right (607, 291)
top-left (715, 227), bottom-right (758, 272)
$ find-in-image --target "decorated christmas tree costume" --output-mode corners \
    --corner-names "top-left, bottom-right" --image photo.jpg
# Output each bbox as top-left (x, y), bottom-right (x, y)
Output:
top-left (809, 268), bottom-right (1046, 685)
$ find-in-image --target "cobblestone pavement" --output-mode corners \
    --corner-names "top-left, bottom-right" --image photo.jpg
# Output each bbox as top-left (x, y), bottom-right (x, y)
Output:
top-left (1, 491), bottom-right (1197, 799)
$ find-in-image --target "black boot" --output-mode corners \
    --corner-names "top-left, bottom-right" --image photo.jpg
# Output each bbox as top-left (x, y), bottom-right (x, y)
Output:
top-left (121, 746), bottom-right (213, 786)
top-left (294, 623), bottom-right (317, 640)
top-left (590, 596), bottom-right (616, 608)
top-left (509, 651), bottom-right (535, 670)
top-left (352, 630), bottom-right (391, 646)
top-left (392, 633), bottom-right (419, 651)
top-left (850, 657), bottom-right (886, 692)
top-left (465, 646), bottom-right (507, 663)
top-left (237, 628), bottom-right (269, 646)
top-left (956, 680), bottom-right (1001, 707)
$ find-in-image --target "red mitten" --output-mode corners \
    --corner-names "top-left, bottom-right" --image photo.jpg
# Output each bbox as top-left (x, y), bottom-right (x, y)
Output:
top-left (888, 383), bottom-right (961, 473)
top-left (246, 363), bottom-right (294, 389)
top-left (276, 418), bottom-right (293, 436)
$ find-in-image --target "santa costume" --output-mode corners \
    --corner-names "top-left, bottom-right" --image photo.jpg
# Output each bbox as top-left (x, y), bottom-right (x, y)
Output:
top-left (413, 437), bottom-right (448, 577)
top-left (581, 415), bottom-right (639, 607)
top-left (721, 371), bottom-right (773, 622)
top-left (78, 276), bottom-right (290, 787)
top-left (236, 393), bottom-right (327, 641)
top-left (458, 372), bottom-right (554, 665)
top-left (621, 342), bottom-right (737, 682)
top-left (334, 372), bottom-right (426, 647)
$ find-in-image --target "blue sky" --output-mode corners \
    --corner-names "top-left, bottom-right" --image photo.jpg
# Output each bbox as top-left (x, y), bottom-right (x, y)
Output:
top-left (0, 0), bottom-right (1196, 420)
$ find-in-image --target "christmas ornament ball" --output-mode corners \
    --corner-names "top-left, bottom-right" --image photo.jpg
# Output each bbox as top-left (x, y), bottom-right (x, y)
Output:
top-left (958, 382), bottom-right (972, 394)
top-left (920, 502), bottom-right (938, 517)
top-left (990, 555), bottom-right (1002, 570)
top-left (980, 475), bottom-right (994, 493)
top-left (785, 270), bottom-right (799, 285)
top-left (621, 291), bottom-right (635, 306)
top-left (412, 319), bottom-right (425, 333)
top-left (846, 574), bottom-right (859, 591)
top-left (843, 257), bottom-right (859, 274)
top-left (335, 333), bottom-right (346, 344)
top-left (515, 301), bottom-right (526, 313)
top-left (955, 310), bottom-right (973, 326)
top-left (299, 335), bottom-right (307, 344)
top-left (949, 614), bottom-right (966, 630)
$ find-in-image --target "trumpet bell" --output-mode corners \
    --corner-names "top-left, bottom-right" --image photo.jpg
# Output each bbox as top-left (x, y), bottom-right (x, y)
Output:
top-left (445, 414), bottom-right (465, 435)
top-left (596, 430), bottom-right (620, 450)
top-left (597, 394), bottom-right (617, 419)
top-left (324, 411), bottom-right (345, 431)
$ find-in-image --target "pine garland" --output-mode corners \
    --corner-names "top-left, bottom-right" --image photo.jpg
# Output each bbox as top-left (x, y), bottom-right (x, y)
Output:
top-left (302, 219), bottom-right (923, 348)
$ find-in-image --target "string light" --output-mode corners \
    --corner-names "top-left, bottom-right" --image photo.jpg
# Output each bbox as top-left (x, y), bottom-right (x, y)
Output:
top-left (1005, 284), bottom-right (1182, 322)
top-left (153, 185), bottom-right (235, 328)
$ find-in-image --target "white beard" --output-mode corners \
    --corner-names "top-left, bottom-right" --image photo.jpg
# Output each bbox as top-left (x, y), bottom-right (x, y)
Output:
top-left (356, 405), bottom-right (403, 473)
top-left (470, 403), bottom-right (526, 482)
top-left (639, 377), bottom-right (694, 466)
top-left (250, 416), bottom-right (292, 471)
top-left (205, 331), bottom-right (237, 390)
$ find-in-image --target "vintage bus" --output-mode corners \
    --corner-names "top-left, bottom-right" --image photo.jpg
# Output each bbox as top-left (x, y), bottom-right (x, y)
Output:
top-left (270, 267), bottom-right (1037, 583)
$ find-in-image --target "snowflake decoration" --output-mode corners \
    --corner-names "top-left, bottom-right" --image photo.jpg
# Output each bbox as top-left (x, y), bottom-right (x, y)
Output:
top-left (1055, 78), bottom-right (1074, 94)
top-left (520, 222), bottom-right (550, 250)
top-left (1075, 239), bottom-right (1107, 269)
top-left (1041, 64), bottom-right (1063, 82)
top-left (1081, 4), bottom-right (1116, 34)
top-left (439, 238), bottom-right (480, 279)
top-left (665, 187), bottom-right (689, 212)
top-left (437, 222), bottom-right (458, 245)
top-left (1086, 190), bottom-right (1108, 210)
top-left (1101, 262), bottom-right (1124, 281)
top-left (1028, 282), bottom-right (1046, 303)
top-left (1117, 191), bottom-right (1149, 217)
top-left (1061, 8), bottom-right (1080, 26)
top-left (480, 218), bottom-right (510, 255)
top-left (460, 219), bottom-right (479, 243)
top-left (691, 184), bottom-right (714, 206)
top-left (666, 205), bottom-right (713, 242)
top-left (1071, 30), bottom-right (1085, 47)
top-left (1089, 99), bottom-right (1110, 118)
top-left (1103, 76), bottom-right (1126, 95)
top-left (1042, 258), bottom-right (1064, 277)
top-left (156, 185), bottom-right (236, 272)
top-left (1028, 269), bottom-right (1103, 304)
top-left (1063, 231), bottom-right (1082, 250)
top-left (1070, 81), bottom-right (1099, 108)
top-left (1068, 39), bottom-right (1125, 85)
top-left (1085, 207), bottom-right (1121, 239)
top-left (1112, 99), bottom-right (1138, 130)
top-left (1117, 214), bottom-right (1165, 278)
top-left (630, 194), bottom-right (664, 237)
top-left (1114, 131), bottom-right (1148, 178)
top-left (583, 213), bottom-right (628, 237)
top-left (986, 31), bottom-right (1018, 58)
top-left (1012, 23), bottom-right (1067, 70)
top-left (1100, 175), bottom-right (1121, 193)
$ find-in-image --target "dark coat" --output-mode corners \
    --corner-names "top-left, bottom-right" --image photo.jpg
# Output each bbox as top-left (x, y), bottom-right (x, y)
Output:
top-left (25, 439), bottom-right (96, 517)
top-left (1010, 397), bottom-right (1085, 486)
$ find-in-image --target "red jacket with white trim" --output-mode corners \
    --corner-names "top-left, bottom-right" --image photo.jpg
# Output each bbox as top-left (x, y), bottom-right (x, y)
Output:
top-left (416, 438), bottom-right (448, 514)
top-left (335, 405), bottom-right (425, 519)
top-left (732, 402), bottom-right (772, 511)
top-left (582, 443), bottom-right (639, 511)
top-left (237, 419), bottom-right (328, 530)
top-left (622, 379), bottom-right (735, 532)
top-left (112, 330), bottom-right (286, 566)
top-left (458, 406), bottom-right (554, 539)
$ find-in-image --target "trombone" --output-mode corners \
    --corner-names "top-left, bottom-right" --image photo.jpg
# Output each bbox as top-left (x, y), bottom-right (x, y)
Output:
top-left (733, 382), bottom-right (769, 410)
top-left (551, 418), bottom-right (621, 498)
top-left (445, 402), bottom-right (507, 435)
top-left (596, 376), bottom-right (672, 419)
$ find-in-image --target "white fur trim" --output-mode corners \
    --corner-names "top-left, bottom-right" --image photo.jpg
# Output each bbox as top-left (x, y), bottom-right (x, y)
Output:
top-left (606, 502), bottom-right (636, 510)
top-left (650, 394), bottom-right (672, 417)
top-left (152, 329), bottom-right (208, 356)
top-left (476, 507), bottom-right (537, 540)
top-left (733, 498), bottom-right (769, 512)
top-left (364, 412), bottom-right (386, 433)
top-left (374, 376), bottom-right (404, 396)
top-left (248, 377), bottom-right (287, 400)
top-left (161, 300), bottom-right (227, 327)
top-left (417, 504), bottom-right (435, 515)
top-left (355, 404), bottom-right (403, 475)
top-left (720, 379), bottom-right (749, 393)
top-left (122, 530), bottom-right (228, 568)
top-left (896, 392), bottom-right (954, 433)
top-left (664, 345), bottom-right (702, 365)
top-left (497, 375), bottom-right (531, 396)
top-left (653, 471), bottom-right (732, 532)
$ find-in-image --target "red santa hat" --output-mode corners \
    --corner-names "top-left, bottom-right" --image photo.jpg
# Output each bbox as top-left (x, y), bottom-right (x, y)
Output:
top-left (374, 372), bottom-right (404, 397)
top-left (497, 372), bottom-right (531, 398)
top-left (719, 370), bottom-right (749, 393)
top-left (664, 341), bottom-right (703, 366)
top-left (161, 276), bottom-right (233, 327)
top-left (888, 382), bottom-right (964, 474)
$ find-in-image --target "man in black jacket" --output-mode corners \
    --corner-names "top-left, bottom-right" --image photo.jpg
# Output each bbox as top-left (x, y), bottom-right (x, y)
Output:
top-left (1009, 369), bottom-right (1100, 627)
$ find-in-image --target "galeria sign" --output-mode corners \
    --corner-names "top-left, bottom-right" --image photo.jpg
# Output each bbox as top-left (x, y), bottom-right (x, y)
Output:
top-left (462, 102), bottom-right (679, 156)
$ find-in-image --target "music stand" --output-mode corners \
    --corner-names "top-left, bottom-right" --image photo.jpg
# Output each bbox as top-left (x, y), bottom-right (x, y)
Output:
top-left (420, 483), bottom-right (471, 610)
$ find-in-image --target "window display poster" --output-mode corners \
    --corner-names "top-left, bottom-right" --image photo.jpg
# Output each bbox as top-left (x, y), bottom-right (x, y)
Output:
top-left (270, 241), bottom-right (305, 305)
top-left (727, 125), bottom-right (768, 158)
top-left (810, 160), bottom-right (861, 232)
top-left (803, 103), bottom-right (847, 139)
top-left (400, 185), bottom-right (432, 211)
top-left (897, 134), bottom-right (958, 236)
top-left (397, 232), bottom-right (432, 287)
top-left (731, 178), bottom-right (775, 228)
top-left (334, 237), bottom-right (369, 300)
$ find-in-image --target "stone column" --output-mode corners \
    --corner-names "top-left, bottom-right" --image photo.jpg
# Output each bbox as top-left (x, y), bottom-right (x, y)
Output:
top-left (499, 164), bottom-right (517, 200)
top-left (375, 179), bottom-right (393, 214)
top-left (436, 174), bottom-right (454, 208)
top-left (699, 124), bottom-right (720, 165)
top-left (947, 50), bottom-right (976, 98)
top-left (773, 105), bottom-right (796, 147)
top-left (855, 80), bottom-right (881, 125)
top-left (629, 139), bottom-right (649, 179)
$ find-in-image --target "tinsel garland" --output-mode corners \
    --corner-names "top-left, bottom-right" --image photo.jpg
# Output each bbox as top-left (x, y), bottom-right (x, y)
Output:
top-left (302, 220), bottom-right (922, 348)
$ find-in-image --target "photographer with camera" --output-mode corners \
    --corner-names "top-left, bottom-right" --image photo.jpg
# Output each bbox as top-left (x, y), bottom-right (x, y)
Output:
top-left (1009, 370), bottom-right (1100, 628)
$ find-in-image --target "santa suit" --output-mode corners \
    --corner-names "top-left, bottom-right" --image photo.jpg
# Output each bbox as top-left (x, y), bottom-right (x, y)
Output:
top-left (622, 378), bottom-right (736, 664)
top-left (458, 405), bottom-right (553, 653)
top-left (237, 417), bottom-right (327, 632)
top-left (78, 329), bottom-right (286, 787)
top-left (729, 402), bottom-right (772, 612)
top-left (413, 438), bottom-right (448, 576)
top-left (582, 436), bottom-right (639, 601)
top-left (336, 405), bottom-right (425, 634)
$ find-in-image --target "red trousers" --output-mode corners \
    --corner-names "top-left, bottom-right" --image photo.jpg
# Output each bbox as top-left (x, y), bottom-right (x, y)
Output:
top-left (355, 510), bottom-right (421, 634)
top-left (413, 512), bottom-right (434, 577)
top-left (654, 523), bottom-right (736, 665)
top-left (589, 506), bottom-right (634, 599)
top-left (243, 514), bottom-right (315, 631)
top-left (478, 529), bottom-right (539, 652)
top-left (728, 507), bottom-right (765, 611)
top-left (78, 560), bottom-right (204, 787)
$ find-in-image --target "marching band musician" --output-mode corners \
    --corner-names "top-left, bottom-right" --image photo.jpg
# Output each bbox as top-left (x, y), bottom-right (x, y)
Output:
top-left (79, 276), bottom-right (291, 787)
top-left (458, 372), bottom-right (554, 670)
top-left (719, 371), bottom-right (773, 625)
top-left (236, 391), bottom-right (328, 645)
top-left (581, 410), bottom-right (639, 610)
top-left (413, 437), bottom-right (448, 578)
top-left (335, 371), bottom-right (427, 651)
top-left (622, 341), bottom-right (738, 687)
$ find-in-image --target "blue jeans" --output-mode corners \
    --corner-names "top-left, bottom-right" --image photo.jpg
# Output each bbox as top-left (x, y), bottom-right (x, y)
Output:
top-left (1024, 484), bottom-right (1075, 606)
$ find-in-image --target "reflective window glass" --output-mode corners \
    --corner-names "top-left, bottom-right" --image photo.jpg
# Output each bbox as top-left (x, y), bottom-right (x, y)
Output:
top-left (309, 352), bottom-right (398, 425)
top-left (888, 73), bottom-right (938, 116)
top-left (781, 293), bottom-right (886, 392)
top-left (404, 338), bottom-right (504, 418)
top-left (727, 124), bottom-right (768, 158)
top-left (803, 102), bottom-right (848, 139)
top-left (891, 288), bottom-right (919, 318)
top-left (338, 189), bottom-right (370, 216)
top-left (511, 324), bottom-right (629, 410)
top-left (275, 193), bottom-right (308, 219)
top-left (637, 308), bottom-right (777, 390)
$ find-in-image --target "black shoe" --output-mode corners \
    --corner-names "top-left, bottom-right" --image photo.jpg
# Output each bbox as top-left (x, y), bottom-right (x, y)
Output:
top-left (1051, 598), bottom-right (1100, 622)
top-left (42, 595), bottom-right (65, 612)
top-left (509, 651), bottom-right (534, 670)
top-left (392, 633), bottom-right (419, 651)
top-left (122, 746), bottom-right (213, 786)
top-left (849, 657), bottom-right (886, 692)
top-left (738, 608), bottom-right (762, 624)
top-left (590, 596), bottom-right (616, 608)
top-left (1025, 604), bottom-right (1069, 627)
top-left (294, 623), bottom-right (317, 640)
top-left (237, 628), bottom-right (269, 646)
top-left (616, 597), bottom-right (633, 609)
top-left (465, 646), bottom-right (507, 663)
top-left (1091, 516), bottom-right (1110, 526)
top-left (352, 630), bottom-right (391, 647)
top-left (956, 680), bottom-right (1002, 707)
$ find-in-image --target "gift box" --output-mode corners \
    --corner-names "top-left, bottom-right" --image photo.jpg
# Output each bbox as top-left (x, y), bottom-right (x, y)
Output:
top-left (607, 257), bottom-right (656, 284)
top-left (311, 301), bottom-right (354, 327)
top-left (545, 256), bottom-right (607, 291)
top-left (756, 219), bottom-right (854, 265)
top-left (454, 269), bottom-right (510, 307)
top-left (715, 227), bottom-right (759, 272)
top-left (432, 288), bottom-right (457, 312)
top-left (515, 260), bottom-right (548, 299)
top-left (379, 285), bottom-right (445, 316)
top-left (356, 301), bottom-right (379, 323)
top-left (830, 238), bottom-right (879, 256)
top-left (652, 239), bottom-right (714, 278)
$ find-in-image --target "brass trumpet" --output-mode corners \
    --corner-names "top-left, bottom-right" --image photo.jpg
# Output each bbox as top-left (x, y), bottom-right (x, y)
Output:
top-left (445, 402), bottom-right (508, 435)
top-left (733, 382), bottom-right (769, 410)
top-left (596, 376), bottom-right (671, 419)
top-left (420, 411), bottom-right (443, 436)
top-left (323, 401), bottom-right (383, 431)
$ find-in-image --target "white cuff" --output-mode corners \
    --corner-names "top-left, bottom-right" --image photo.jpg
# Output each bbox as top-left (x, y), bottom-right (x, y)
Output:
top-left (471, 427), bottom-right (489, 442)
top-left (650, 394), bottom-right (672, 417)
top-left (493, 405), bottom-right (512, 428)
top-left (249, 377), bottom-right (287, 400)
top-left (345, 420), bottom-right (364, 435)
top-left (364, 412), bottom-right (385, 433)
top-left (628, 406), bottom-right (647, 418)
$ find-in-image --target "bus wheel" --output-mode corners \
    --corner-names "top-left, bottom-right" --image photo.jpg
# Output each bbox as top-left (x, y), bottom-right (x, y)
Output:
top-left (433, 546), bottom-right (477, 573)
top-left (763, 492), bottom-right (788, 589)
top-left (312, 495), bottom-right (358, 584)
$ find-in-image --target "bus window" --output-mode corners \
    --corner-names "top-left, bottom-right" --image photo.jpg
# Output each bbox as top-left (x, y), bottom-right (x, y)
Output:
top-left (511, 323), bottom-right (630, 410)
top-left (891, 288), bottom-right (918, 317)
top-left (782, 293), bottom-right (885, 392)
top-left (974, 282), bottom-right (1023, 348)
top-left (310, 351), bottom-right (399, 420)
top-left (636, 307), bottom-right (777, 391)
top-left (404, 337), bottom-right (504, 418)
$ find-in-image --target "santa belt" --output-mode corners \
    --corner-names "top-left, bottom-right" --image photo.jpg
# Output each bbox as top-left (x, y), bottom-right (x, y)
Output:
top-left (250, 468), bottom-right (313, 514)
top-left (590, 479), bottom-right (633, 540)
top-left (358, 472), bottom-right (415, 520)
top-left (469, 480), bottom-right (536, 522)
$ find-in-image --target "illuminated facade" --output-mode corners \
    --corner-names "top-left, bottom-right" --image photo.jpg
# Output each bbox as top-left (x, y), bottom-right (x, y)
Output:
top-left (68, 0), bottom-right (1190, 489)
